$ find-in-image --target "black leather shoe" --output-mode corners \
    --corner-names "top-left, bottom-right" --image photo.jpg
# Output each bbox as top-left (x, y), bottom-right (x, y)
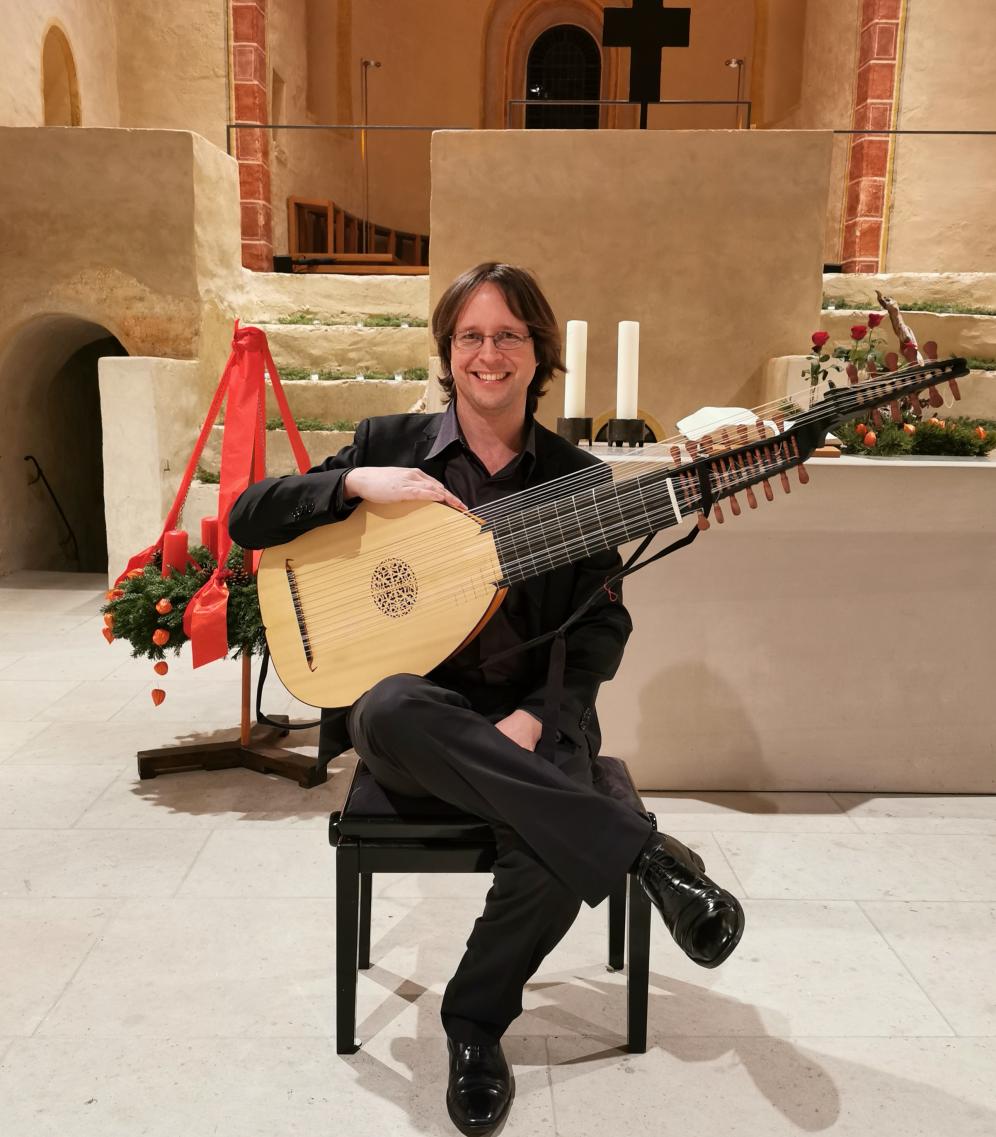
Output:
top-left (446, 1038), bottom-right (514, 1136)
top-left (635, 832), bottom-right (745, 968)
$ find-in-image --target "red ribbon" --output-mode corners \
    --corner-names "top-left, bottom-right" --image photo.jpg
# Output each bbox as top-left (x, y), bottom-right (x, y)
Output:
top-left (178, 324), bottom-right (312, 667)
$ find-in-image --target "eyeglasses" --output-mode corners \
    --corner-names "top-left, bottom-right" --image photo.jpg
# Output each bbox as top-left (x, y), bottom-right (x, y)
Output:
top-left (450, 331), bottom-right (532, 352)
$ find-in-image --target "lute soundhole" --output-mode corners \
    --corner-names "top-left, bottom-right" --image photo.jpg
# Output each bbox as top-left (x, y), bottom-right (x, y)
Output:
top-left (370, 557), bottom-right (418, 617)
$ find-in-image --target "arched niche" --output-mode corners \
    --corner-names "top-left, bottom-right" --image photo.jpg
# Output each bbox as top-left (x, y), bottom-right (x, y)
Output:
top-left (42, 24), bottom-right (82, 126)
top-left (0, 315), bottom-right (127, 573)
top-left (482, 0), bottom-right (621, 129)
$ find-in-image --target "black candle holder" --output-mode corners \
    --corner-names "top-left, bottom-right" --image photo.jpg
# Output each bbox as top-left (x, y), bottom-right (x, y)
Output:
top-left (557, 416), bottom-right (594, 446)
top-left (606, 417), bottom-right (646, 447)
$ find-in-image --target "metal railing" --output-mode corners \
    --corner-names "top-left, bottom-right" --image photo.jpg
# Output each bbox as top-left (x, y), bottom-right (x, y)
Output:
top-left (24, 455), bottom-right (79, 565)
top-left (505, 97), bottom-right (753, 129)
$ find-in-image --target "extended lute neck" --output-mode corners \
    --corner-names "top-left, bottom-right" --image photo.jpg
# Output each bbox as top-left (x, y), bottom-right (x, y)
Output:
top-left (486, 356), bottom-right (971, 587)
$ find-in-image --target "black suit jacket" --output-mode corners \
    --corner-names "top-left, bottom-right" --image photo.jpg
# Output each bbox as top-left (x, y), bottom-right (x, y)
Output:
top-left (228, 412), bottom-right (633, 761)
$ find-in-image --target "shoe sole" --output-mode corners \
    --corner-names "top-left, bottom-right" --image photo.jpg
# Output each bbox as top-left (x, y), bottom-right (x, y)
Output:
top-left (685, 896), bottom-right (745, 969)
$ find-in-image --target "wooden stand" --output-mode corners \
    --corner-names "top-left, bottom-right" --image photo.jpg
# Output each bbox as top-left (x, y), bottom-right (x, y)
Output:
top-left (136, 655), bottom-right (327, 789)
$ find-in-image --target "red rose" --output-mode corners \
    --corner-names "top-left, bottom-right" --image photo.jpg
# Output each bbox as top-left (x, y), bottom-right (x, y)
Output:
top-left (811, 331), bottom-right (830, 349)
top-left (850, 324), bottom-right (868, 341)
top-left (867, 312), bottom-right (884, 328)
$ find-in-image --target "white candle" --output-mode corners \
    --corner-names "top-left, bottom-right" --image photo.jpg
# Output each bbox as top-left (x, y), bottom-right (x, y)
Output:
top-left (564, 320), bottom-right (588, 418)
top-left (616, 321), bottom-right (640, 420)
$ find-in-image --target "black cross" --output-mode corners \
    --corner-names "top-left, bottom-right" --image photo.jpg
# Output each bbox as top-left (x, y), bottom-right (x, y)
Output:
top-left (602, 0), bottom-right (691, 128)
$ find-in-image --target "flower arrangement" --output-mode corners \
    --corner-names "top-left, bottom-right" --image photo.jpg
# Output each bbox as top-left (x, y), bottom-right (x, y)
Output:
top-left (101, 544), bottom-right (265, 667)
top-left (802, 311), bottom-right (887, 403)
top-left (805, 301), bottom-right (994, 457)
top-left (834, 416), bottom-right (996, 457)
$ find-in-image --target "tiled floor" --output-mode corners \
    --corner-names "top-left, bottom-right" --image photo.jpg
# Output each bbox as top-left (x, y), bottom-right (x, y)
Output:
top-left (1, 571), bottom-right (995, 1135)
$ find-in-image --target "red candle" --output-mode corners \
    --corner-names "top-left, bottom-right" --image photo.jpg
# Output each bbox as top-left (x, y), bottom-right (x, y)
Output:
top-left (200, 516), bottom-right (218, 560)
top-left (162, 529), bottom-right (188, 577)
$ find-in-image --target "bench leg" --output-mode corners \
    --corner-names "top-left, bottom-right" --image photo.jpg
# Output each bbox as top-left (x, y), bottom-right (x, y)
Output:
top-left (336, 843), bottom-right (361, 1054)
top-left (626, 873), bottom-right (651, 1053)
top-left (358, 872), bottom-right (372, 970)
top-left (607, 879), bottom-right (626, 971)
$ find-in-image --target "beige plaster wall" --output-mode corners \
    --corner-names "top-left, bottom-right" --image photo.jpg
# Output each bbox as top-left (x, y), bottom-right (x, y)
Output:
top-left (99, 356), bottom-right (205, 582)
top-left (430, 129), bottom-right (831, 438)
top-left (0, 3), bottom-right (120, 127)
top-left (755, 0), bottom-right (860, 265)
top-left (600, 455), bottom-right (996, 792)
top-left (887, 0), bottom-right (996, 272)
top-left (268, 0), bottom-right (363, 253)
top-left (283, 0), bottom-right (756, 249)
top-left (114, 0), bottom-right (229, 151)
top-left (0, 127), bottom-right (244, 576)
top-left (0, 127), bottom-right (241, 362)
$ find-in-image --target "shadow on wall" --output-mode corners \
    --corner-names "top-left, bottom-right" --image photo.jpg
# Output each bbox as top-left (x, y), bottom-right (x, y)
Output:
top-left (0, 315), bottom-right (127, 575)
top-left (635, 659), bottom-right (772, 798)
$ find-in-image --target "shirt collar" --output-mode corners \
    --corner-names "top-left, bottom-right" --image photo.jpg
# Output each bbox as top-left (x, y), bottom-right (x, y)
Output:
top-left (426, 399), bottom-right (537, 466)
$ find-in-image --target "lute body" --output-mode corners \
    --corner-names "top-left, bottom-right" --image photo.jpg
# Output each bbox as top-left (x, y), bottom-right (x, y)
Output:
top-left (256, 500), bottom-right (505, 708)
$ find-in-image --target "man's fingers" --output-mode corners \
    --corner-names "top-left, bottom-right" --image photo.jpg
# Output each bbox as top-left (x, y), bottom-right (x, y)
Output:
top-left (412, 473), bottom-right (466, 511)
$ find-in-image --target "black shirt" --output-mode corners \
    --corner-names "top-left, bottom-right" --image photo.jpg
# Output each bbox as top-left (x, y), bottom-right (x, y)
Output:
top-left (424, 400), bottom-right (537, 703)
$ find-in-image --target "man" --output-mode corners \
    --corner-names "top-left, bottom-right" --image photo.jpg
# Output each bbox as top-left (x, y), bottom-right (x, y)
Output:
top-left (229, 263), bottom-right (744, 1136)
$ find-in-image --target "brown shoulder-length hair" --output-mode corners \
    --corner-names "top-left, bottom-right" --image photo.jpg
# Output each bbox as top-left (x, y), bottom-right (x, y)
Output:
top-left (431, 262), bottom-right (565, 416)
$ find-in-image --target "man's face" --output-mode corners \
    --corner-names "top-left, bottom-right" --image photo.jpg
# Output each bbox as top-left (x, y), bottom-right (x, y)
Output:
top-left (449, 282), bottom-right (537, 421)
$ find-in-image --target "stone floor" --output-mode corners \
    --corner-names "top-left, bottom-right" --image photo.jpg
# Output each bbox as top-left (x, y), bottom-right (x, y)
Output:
top-left (1, 571), bottom-right (995, 1136)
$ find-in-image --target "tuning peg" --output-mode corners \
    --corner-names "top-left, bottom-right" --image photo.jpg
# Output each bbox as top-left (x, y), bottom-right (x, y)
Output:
top-left (713, 502), bottom-right (725, 524)
top-left (773, 412), bottom-right (785, 432)
top-left (696, 512), bottom-right (710, 531)
top-left (889, 400), bottom-right (903, 422)
top-left (736, 455), bottom-right (758, 508)
top-left (752, 450), bottom-right (774, 501)
top-left (670, 445), bottom-right (682, 465)
top-left (923, 340), bottom-right (938, 362)
top-left (906, 395), bottom-right (923, 420)
top-left (755, 420), bottom-right (769, 440)
top-left (872, 409), bottom-right (884, 428)
top-left (884, 351), bottom-right (900, 372)
top-left (846, 362), bottom-right (859, 385)
top-left (779, 470), bottom-right (792, 494)
top-left (789, 439), bottom-right (810, 484)
top-left (948, 378), bottom-right (962, 402)
top-left (866, 358), bottom-right (878, 377)
top-left (737, 424), bottom-right (749, 447)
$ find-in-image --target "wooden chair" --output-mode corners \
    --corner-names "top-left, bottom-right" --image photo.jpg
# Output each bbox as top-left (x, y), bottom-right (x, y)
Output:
top-left (329, 754), bottom-right (656, 1055)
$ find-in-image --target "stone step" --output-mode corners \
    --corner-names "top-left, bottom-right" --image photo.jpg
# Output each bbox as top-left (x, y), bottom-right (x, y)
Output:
top-left (241, 272), bottom-right (429, 323)
top-left (260, 323), bottom-right (431, 373)
top-left (819, 309), bottom-right (996, 360)
top-left (200, 428), bottom-right (357, 479)
top-left (262, 377), bottom-right (427, 423)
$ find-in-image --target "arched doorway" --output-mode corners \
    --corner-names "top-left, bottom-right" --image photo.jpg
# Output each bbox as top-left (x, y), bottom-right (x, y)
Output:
top-left (0, 316), bottom-right (127, 575)
top-left (525, 24), bottom-right (601, 129)
top-left (42, 25), bottom-right (82, 126)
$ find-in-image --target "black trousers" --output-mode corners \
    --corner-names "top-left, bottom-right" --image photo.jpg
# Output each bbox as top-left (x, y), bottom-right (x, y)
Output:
top-left (346, 673), bottom-right (653, 1046)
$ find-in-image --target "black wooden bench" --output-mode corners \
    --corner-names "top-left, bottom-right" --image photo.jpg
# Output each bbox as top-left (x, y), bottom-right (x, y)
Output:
top-left (329, 753), bottom-right (656, 1054)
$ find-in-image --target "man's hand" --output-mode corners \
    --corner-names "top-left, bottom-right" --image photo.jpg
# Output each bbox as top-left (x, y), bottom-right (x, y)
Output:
top-left (343, 467), bottom-right (467, 511)
top-left (494, 709), bottom-right (543, 752)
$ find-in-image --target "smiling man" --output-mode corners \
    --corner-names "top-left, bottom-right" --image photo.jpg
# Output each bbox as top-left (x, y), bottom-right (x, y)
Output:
top-left (229, 262), bottom-right (744, 1136)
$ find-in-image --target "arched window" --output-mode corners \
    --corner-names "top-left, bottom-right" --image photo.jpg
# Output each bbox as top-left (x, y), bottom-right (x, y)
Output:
top-left (42, 26), bottom-right (82, 126)
top-left (525, 24), bottom-right (601, 129)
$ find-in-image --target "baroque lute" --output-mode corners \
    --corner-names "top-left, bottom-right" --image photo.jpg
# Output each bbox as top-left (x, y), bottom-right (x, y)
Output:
top-left (257, 358), bottom-right (971, 708)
